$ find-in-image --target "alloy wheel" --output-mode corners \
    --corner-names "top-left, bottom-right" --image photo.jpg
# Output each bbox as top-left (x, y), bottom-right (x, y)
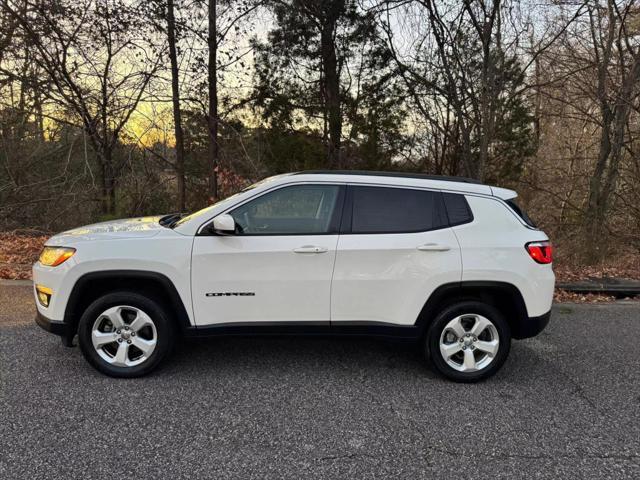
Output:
top-left (91, 305), bottom-right (157, 367)
top-left (439, 313), bottom-right (500, 372)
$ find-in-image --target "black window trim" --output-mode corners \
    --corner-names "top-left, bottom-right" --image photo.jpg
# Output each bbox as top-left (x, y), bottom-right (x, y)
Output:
top-left (340, 184), bottom-right (451, 235)
top-left (440, 189), bottom-right (536, 230)
top-left (199, 182), bottom-right (346, 237)
top-left (196, 180), bottom-right (488, 237)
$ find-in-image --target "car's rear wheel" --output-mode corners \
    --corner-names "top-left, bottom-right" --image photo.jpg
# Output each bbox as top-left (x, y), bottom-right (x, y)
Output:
top-left (78, 292), bottom-right (174, 377)
top-left (425, 301), bottom-right (511, 382)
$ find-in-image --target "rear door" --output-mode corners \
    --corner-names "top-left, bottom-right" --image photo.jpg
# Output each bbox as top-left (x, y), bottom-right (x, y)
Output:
top-left (331, 185), bottom-right (462, 326)
top-left (191, 183), bottom-right (344, 326)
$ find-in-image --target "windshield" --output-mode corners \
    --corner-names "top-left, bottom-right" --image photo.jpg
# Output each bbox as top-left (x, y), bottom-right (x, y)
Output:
top-left (171, 188), bottom-right (253, 229)
top-left (169, 174), bottom-right (289, 229)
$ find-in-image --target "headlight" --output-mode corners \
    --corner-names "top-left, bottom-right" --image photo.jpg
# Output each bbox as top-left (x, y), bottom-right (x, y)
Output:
top-left (39, 247), bottom-right (76, 267)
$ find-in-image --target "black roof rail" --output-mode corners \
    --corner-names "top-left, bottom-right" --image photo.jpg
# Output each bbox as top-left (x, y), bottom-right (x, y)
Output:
top-left (292, 170), bottom-right (483, 185)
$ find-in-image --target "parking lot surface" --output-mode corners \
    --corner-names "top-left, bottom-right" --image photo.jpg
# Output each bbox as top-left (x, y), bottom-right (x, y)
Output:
top-left (1, 283), bottom-right (639, 479)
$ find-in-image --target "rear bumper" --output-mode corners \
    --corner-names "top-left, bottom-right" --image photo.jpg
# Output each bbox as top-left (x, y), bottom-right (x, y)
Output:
top-left (513, 310), bottom-right (551, 339)
top-left (35, 311), bottom-right (71, 339)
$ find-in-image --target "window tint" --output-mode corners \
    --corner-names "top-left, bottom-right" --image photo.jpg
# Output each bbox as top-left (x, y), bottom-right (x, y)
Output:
top-left (350, 186), bottom-right (447, 234)
top-left (442, 193), bottom-right (473, 225)
top-left (506, 199), bottom-right (536, 228)
top-left (230, 184), bottom-right (340, 235)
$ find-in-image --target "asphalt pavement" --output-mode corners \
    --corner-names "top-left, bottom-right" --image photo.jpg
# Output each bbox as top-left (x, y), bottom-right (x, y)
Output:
top-left (1, 283), bottom-right (639, 479)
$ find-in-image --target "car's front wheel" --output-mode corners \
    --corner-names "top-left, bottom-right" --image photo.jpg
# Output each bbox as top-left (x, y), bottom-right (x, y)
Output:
top-left (78, 292), bottom-right (175, 377)
top-left (425, 301), bottom-right (511, 382)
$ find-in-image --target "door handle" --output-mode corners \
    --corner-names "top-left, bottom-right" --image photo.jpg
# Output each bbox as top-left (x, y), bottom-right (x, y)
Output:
top-left (417, 243), bottom-right (451, 252)
top-left (293, 245), bottom-right (328, 254)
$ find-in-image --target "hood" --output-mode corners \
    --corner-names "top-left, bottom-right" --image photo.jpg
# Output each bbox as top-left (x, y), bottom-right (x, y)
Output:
top-left (47, 216), bottom-right (166, 244)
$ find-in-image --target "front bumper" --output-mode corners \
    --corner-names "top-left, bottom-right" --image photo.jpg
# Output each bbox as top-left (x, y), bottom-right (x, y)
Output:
top-left (35, 311), bottom-right (74, 346)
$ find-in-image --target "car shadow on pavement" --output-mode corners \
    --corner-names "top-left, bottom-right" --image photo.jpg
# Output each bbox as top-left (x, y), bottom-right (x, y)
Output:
top-left (3, 321), bottom-right (550, 387)
top-left (153, 334), bottom-right (548, 385)
top-left (168, 335), bottom-right (434, 376)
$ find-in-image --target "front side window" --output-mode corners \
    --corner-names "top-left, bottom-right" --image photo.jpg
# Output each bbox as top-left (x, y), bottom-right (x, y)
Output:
top-left (350, 186), bottom-right (448, 234)
top-left (229, 184), bottom-right (341, 235)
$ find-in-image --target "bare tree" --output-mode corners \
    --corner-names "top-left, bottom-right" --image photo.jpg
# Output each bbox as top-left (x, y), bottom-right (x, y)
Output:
top-left (2, 0), bottom-right (162, 215)
top-left (378, 0), bottom-right (585, 181)
top-left (583, 0), bottom-right (640, 259)
top-left (208, 0), bottom-right (219, 201)
top-left (205, 0), bottom-right (262, 201)
top-left (318, 1), bottom-right (345, 168)
top-left (167, 0), bottom-right (187, 211)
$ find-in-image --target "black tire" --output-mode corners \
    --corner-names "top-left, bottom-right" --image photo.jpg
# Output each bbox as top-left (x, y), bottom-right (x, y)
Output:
top-left (425, 301), bottom-right (511, 383)
top-left (78, 291), bottom-right (175, 378)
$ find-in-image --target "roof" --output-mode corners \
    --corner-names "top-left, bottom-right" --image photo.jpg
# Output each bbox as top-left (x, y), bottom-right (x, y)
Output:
top-left (290, 170), bottom-right (517, 200)
top-left (293, 170), bottom-right (482, 184)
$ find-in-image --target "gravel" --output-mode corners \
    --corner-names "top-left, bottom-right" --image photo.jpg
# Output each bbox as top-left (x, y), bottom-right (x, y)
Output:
top-left (1, 284), bottom-right (639, 479)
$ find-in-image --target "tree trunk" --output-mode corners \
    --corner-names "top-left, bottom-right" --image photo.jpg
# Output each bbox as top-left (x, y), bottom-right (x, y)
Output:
top-left (477, 70), bottom-right (491, 181)
top-left (320, 8), bottom-right (342, 169)
top-left (34, 89), bottom-right (45, 143)
top-left (207, 0), bottom-right (219, 202)
top-left (582, 1), bottom-right (640, 262)
top-left (459, 124), bottom-right (473, 178)
top-left (101, 150), bottom-right (116, 215)
top-left (585, 53), bottom-right (640, 260)
top-left (167, 0), bottom-right (186, 211)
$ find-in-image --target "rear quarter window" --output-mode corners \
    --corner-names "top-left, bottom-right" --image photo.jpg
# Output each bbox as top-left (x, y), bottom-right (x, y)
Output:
top-left (505, 199), bottom-right (537, 228)
top-left (442, 193), bottom-right (473, 226)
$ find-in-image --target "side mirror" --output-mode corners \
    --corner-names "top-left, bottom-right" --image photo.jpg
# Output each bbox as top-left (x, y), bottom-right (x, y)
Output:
top-left (212, 214), bottom-right (235, 235)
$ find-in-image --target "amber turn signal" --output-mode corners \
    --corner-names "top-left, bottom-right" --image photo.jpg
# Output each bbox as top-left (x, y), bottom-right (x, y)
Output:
top-left (35, 284), bottom-right (53, 307)
top-left (39, 247), bottom-right (76, 267)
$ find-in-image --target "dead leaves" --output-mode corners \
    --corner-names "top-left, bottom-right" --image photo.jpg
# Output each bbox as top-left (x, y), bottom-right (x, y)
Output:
top-left (0, 232), bottom-right (48, 280)
top-left (555, 260), bottom-right (640, 283)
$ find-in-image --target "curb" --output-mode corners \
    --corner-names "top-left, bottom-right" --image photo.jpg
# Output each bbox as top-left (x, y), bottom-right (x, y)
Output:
top-left (0, 279), bottom-right (33, 286)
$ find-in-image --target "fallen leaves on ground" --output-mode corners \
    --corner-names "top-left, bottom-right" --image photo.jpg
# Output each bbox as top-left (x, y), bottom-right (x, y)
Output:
top-left (554, 254), bottom-right (640, 283)
top-left (554, 289), bottom-right (616, 303)
top-left (553, 253), bottom-right (640, 302)
top-left (0, 232), bottom-right (48, 280)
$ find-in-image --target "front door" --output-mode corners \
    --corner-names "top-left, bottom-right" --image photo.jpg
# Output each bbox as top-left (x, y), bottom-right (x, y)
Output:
top-left (191, 183), bottom-right (344, 326)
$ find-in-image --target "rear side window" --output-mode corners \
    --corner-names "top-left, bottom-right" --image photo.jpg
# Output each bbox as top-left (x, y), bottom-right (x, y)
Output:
top-left (442, 193), bottom-right (473, 226)
top-left (350, 186), bottom-right (448, 234)
top-left (506, 199), bottom-right (537, 228)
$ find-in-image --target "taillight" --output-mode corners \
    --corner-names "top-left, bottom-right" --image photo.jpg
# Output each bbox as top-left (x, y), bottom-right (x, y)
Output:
top-left (526, 241), bottom-right (552, 264)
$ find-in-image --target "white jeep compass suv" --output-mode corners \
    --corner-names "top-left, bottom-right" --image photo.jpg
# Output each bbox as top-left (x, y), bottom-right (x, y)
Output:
top-left (33, 171), bottom-right (554, 382)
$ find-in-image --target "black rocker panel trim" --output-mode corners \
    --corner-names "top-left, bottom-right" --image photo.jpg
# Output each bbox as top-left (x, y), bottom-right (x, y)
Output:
top-left (183, 321), bottom-right (420, 339)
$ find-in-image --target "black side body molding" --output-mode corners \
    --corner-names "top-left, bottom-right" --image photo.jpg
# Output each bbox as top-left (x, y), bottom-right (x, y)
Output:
top-left (38, 274), bottom-right (547, 343)
top-left (182, 321), bottom-right (420, 340)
